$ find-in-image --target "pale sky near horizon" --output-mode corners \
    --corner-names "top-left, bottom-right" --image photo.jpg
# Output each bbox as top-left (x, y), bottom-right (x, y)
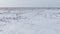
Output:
top-left (0, 0), bottom-right (60, 7)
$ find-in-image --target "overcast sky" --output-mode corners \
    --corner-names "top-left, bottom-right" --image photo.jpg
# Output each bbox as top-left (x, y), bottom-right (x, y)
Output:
top-left (0, 0), bottom-right (60, 7)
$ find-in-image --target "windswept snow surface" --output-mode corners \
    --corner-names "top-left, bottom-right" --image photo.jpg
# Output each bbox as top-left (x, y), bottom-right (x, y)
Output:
top-left (0, 8), bottom-right (60, 34)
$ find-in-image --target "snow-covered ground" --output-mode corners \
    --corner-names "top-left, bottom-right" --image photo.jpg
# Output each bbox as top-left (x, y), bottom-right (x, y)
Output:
top-left (0, 8), bottom-right (60, 34)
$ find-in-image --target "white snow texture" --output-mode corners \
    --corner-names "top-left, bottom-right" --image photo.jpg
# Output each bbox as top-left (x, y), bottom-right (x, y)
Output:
top-left (0, 8), bottom-right (60, 34)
